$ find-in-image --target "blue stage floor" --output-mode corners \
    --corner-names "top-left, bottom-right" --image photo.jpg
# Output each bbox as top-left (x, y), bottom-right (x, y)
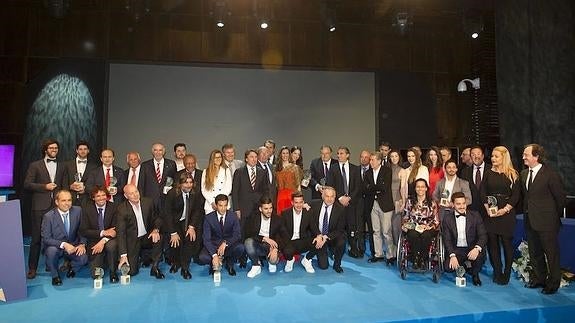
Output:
top-left (2, 247), bottom-right (575, 323)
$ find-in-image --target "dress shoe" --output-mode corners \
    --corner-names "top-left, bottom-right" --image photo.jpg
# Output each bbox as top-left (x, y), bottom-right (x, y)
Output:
top-left (333, 266), bottom-right (344, 274)
top-left (141, 259), bottom-right (152, 268)
top-left (368, 257), bottom-right (384, 263)
top-left (525, 281), bottom-right (545, 289)
top-left (226, 264), bottom-right (237, 276)
top-left (542, 287), bottom-right (558, 295)
top-left (181, 269), bottom-right (192, 280)
top-left (150, 266), bottom-right (165, 279)
top-left (239, 256), bottom-right (247, 269)
top-left (59, 260), bottom-right (71, 272)
top-left (27, 269), bottom-right (37, 279)
top-left (348, 250), bottom-right (360, 258)
top-left (110, 272), bottom-right (119, 283)
top-left (66, 269), bottom-right (76, 278)
top-left (492, 272), bottom-right (502, 283)
top-left (472, 274), bottom-right (482, 286)
top-left (169, 264), bottom-right (179, 274)
top-left (386, 257), bottom-right (397, 266)
top-left (52, 276), bottom-right (63, 286)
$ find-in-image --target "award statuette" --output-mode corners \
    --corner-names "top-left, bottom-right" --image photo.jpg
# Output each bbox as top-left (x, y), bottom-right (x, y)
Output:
top-left (487, 196), bottom-right (498, 217)
top-left (93, 267), bottom-right (104, 289)
top-left (301, 169), bottom-right (312, 188)
top-left (108, 176), bottom-right (118, 195)
top-left (440, 189), bottom-right (451, 207)
top-left (163, 176), bottom-right (174, 194)
top-left (455, 265), bottom-right (466, 287)
top-left (213, 256), bottom-right (223, 286)
top-left (74, 172), bottom-right (85, 191)
top-left (120, 263), bottom-right (130, 285)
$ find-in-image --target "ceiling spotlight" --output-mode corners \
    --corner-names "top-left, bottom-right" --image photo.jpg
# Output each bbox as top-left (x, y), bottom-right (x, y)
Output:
top-left (457, 78), bottom-right (481, 92)
top-left (392, 12), bottom-right (412, 35)
top-left (471, 32), bottom-right (479, 39)
top-left (260, 21), bottom-right (269, 29)
top-left (211, 0), bottom-right (230, 29)
top-left (216, 21), bottom-right (225, 28)
top-left (329, 25), bottom-right (336, 32)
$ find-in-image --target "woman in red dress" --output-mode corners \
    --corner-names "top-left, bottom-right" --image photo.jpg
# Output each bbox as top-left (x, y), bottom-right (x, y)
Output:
top-left (424, 146), bottom-right (444, 197)
top-left (275, 146), bottom-right (303, 214)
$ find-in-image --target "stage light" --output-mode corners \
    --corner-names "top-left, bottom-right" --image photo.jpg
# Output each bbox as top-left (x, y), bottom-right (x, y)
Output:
top-left (329, 25), bottom-right (336, 32)
top-left (471, 32), bottom-right (479, 39)
top-left (211, 0), bottom-right (230, 29)
top-left (457, 78), bottom-right (481, 92)
top-left (217, 21), bottom-right (225, 28)
top-left (260, 21), bottom-right (269, 29)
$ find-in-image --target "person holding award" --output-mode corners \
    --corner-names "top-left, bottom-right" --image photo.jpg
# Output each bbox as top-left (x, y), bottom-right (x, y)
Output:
top-left (274, 146), bottom-right (303, 214)
top-left (85, 149), bottom-right (126, 203)
top-left (480, 146), bottom-right (520, 285)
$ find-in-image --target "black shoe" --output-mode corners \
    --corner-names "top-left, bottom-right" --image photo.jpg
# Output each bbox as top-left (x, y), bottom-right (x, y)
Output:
top-left (169, 264), bottom-right (179, 273)
top-left (542, 287), bottom-right (558, 295)
top-left (526, 281), bottom-right (545, 289)
top-left (141, 259), bottom-right (152, 268)
top-left (472, 274), bottom-right (482, 286)
top-left (386, 257), bottom-right (397, 266)
top-left (358, 250), bottom-right (365, 258)
top-left (226, 264), bottom-right (237, 276)
top-left (66, 269), bottom-right (76, 278)
top-left (493, 272), bottom-right (502, 283)
top-left (59, 260), bottom-right (71, 272)
top-left (348, 250), bottom-right (360, 258)
top-left (181, 269), bottom-right (192, 280)
top-left (52, 276), bottom-right (63, 286)
top-left (239, 256), bottom-right (247, 269)
top-left (27, 269), bottom-right (37, 279)
top-left (333, 266), bottom-right (344, 274)
top-left (368, 257), bottom-right (384, 263)
top-left (150, 266), bottom-right (165, 279)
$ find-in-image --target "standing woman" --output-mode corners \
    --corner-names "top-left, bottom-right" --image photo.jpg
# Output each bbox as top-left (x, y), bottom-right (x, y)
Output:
top-left (481, 146), bottom-right (520, 285)
top-left (275, 146), bottom-right (302, 213)
top-left (290, 146), bottom-right (304, 170)
top-left (389, 150), bottom-right (405, 246)
top-left (424, 146), bottom-right (445, 196)
top-left (201, 150), bottom-right (232, 215)
top-left (401, 147), bottom-right (430, 202)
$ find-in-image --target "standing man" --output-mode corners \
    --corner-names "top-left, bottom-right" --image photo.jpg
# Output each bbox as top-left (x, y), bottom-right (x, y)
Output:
top-left (378, 142), bottom-right (392, 167)
top-left (432, 159), bottom-right (472, 209)
top-left (461, 146), bottom-right (488, 219)
top-left (264, 139), bottom-right (276, 167)
top-left (439, 147), bottom-right (453, 167)
top-left (458, 146), bottom-right (472, 177)
top-left (124, 151), bottom-right (153, 197)
top-left (41, 190), bottom-right (88, 286)
top-left (62, 140), bottom-right (97, 206)
top-left (23, 138), bottom-right (65, 279)
top-left (309, 145), bottom-right (337, 200)
top-left (280, 192), bottom-right (315, 273)
top-left (359, 149), bottom-right (375, 258)
top-left (176, 154), bottom-right (203, 194)
top-left (222, 143), bottom-right (245, 176)
top-left (173, 143), bottom-right (187, 172)
top-left (85, 149), bottom-right (126, 203)
top-left (521, 144), bottom-right (566, 294)
top-left (257, 146), bottom-right (277, 208)
top-left (141, 142), bottom-right (177, 210)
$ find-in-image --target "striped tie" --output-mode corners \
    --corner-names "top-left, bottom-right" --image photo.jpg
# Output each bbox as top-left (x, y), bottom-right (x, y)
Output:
top-left (156, 162), bottom-right (161, 183)
top-left (250, 167), bottom-right (256, 189)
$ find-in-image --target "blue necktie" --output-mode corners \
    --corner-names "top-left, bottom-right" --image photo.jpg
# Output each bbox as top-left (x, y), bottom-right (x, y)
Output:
top-left (97, 208), bottom-right (104, 231)
top-left (321, 206), bottom-right (329, 235)
top-left (63, 213), bottom-right (70, 236)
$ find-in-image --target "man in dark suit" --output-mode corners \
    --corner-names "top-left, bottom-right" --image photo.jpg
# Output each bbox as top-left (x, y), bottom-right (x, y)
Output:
top-left (23, 138), bottom-right (65, 279)
top-left (256, 146), bottom-right (277, 208)
top-left (62, 140), bottom-right (98, 207)
top-left (364, 152), bottom-right (396, 264)
top-left (461, 146), bottom-right (489, 219)
top-left (79, 186), bottom-right (119, 283)
top-left (163, 173), bottom-right (203, 279)
top-left (124, 151), bottom-right (153, 199)
top-left (306, 186), bottom-right (346, 273)
top-left (245, 196), bottom-right (282, 278)
top-left (41, 190), bottom-right (88, 286)
top-left (141, 143), bottom-right (177, 211)
top-left (117, 184), bottom-right (164, 279)
top-left (327, 146), bottom-right (363, 258)
top-left (309, 145), bottom-right (338, 200)
top-left (199, 194), bottom-right (245, 276)
top-left (280, 191), bottom-right (314, 273)
top-left (175, 154), bottom-right (203, 194)
top-left (521, 144), bottom-right (566, 294)
top-left (358, 150), bottom-right (375, 258)
top-left (378, 141), bottom-right (392, 167)
top-left (441, 192), bottom-right (487, 286)
top-left (85, 149), bottom-right (126, 203)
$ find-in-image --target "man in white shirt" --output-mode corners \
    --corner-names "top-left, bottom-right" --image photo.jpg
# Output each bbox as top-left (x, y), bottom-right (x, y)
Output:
top-left (173, 143), bottom-right (187, 172)
top-left (245, 197), bottom-right (281, 278)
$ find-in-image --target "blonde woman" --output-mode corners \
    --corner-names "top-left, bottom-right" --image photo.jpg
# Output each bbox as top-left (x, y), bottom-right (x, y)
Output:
top-left (201, 150), bottom-right (232, 214)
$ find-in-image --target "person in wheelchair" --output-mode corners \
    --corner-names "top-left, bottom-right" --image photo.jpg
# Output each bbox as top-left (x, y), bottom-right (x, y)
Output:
top-left (441, 192), bottom-right (487, 286)
top-left (401, 178), bottom-right (439, 269)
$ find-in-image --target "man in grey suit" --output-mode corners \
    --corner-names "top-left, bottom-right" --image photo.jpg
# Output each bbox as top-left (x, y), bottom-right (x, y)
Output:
top-left (433, 159), bottom-right (472, 208)
top-left (222, 143), bottom-right (245, 176)
top-left (24, 138), bottom-right (65, 279)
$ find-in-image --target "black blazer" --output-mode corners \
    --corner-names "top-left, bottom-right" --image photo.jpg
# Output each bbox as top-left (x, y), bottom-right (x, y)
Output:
top-left (232, 165), bottom-right (270, 218)
top-left (79, 201), bottom-right (118, 245)
top-left (328, 162), bottom-right (363, 205)
top-left (520, 165), bottom-right (566, 231)
top-left (175, 168), bottom-right (204, 194)
top-left (162, 187), bottom-right (203, 234)
top-left (116, 197), bottom-right (161, 256)
top-left (309, 200), bottom-right (346, 241)
top-left (257, 161), bottom-right (277, 205)
top-left (244, 212), bottom-right (283, 243)
top-left (309, 157), bottom-right (338, 200)
top-left (85, 165), bottom-right (127, 203)
top-left (461, 163), bottom-right (490, 218)
top-left (23, 159), bottom-right (65, 211)
top-left (141, 158), bottom-right (178, 200)
top-left (363, 166), bottom-right (394, 213)
top-left (280, 207), bottom-right (313, 244)
top-left (62, 159), bottom-right (98, 206)
top-left (441, 209), bottom-right (487, 256)
top-left (123, 165), bottom-right (155, 199)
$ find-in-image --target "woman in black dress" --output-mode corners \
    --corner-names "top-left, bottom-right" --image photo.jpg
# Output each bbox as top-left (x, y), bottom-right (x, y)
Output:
top-left (481, 146), bottom-right (520, 285)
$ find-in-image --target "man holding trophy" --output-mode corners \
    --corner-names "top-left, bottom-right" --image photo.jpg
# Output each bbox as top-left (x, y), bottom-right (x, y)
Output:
top-left (62, 140), bottom-right (97, 206)
top-left (432, 159), bottom-right (472, 221)
top-left (85, 149), bottom-right (126, 203)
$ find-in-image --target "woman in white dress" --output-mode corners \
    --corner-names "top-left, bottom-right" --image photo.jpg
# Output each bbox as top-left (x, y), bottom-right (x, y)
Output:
top-left (201, 149), bottom-right (232, 214)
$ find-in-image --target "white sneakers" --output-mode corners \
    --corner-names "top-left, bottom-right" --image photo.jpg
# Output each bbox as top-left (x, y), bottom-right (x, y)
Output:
top-left (268, 263), bottom-right (277, 273)
top-left (284, 259), bottom-right (295, 272)
top-left (247, 265), bottom-right (261, 278)
top-left (301, 257), bottom-right (315, 273)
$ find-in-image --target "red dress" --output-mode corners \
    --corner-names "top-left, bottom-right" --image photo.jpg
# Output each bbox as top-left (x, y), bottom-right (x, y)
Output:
top-left (275, 164), bottom-right (302, 214)
top-left (428, 167), bottom-right (444, 197)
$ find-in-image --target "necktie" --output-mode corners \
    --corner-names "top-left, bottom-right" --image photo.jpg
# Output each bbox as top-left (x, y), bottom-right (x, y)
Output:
top-left (105, 168), bottom-right (111, 187)
top-left (527, 169), bottom-right (533, 191)
top-left (321, 205), bottom-right (329, 235)
top-left (342, 164), bottom-right (349, 195)
top-left (181, 193), bottom-right (188, 221)
top-left (263, 164), bottom-right (271, 183)
top-left (97, 207), bottom-right (104, 231)
top-left (63, 213), bottom-right (70, 235)
top-left (47, 158), bottom-right (57, 163)
top-left (77, 160), bottom-right (87, 164)
top-left (362, 166), bottom-right (368, 180)
top-left (456, 212), bottom-right (466, 218)
top-left (475, 166), bottom-right (482, 188)
top-left (324, 162), bottom-right (328, 178)
top-left (156, 162), bottom-right (162, 183)
top-left (219, 216), bottom-right (224, 231)
top-left (130, 168), bottom-right (137, 185)
top-left (250, 167), bottom-right (256, 189)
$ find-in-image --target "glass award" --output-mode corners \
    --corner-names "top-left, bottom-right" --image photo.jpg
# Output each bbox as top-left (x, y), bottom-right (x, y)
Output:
top-left (455, 265), bottom-right (466, 287)
top-left (108, 176), bottom-right (118, 195)
top-left (163, 176), bottom-right (174, 194)
top-left (301, 169), bottom-right (311, 188)
top-left (487, 196), bottom-right (498, 217)
top-left (74, 172), bottom-right (85, 191)
top-left (120, 263), bottom-right (130, 285)
top-left (440, 189), bottom-right (450, 207)
top-left (93, 267), bottom-right (104, 289)
top-left (213, 256), bottom-right (223, 286)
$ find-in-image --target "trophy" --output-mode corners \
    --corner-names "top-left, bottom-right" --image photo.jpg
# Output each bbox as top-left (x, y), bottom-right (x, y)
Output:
top-left (487, 196), bottom-right (498, 217)
top-left (213, 256), bottom-right (223, 286)
top-left (455, 265), bottom-right (466, 287)
top-left (108, 176), bottom-right (118, 195)
top-left (440, 189), bottom-right (450, 207)
top-left (93, 267), bottom-right (104, 289)
top-left (301, 169), bottom-right (312, 188)
top-left (163, 176), bottom-right (174, 194)
top-left (74, 172), bottom-right (84, 191)
top-left (120, 263), bottom-right (130, 285)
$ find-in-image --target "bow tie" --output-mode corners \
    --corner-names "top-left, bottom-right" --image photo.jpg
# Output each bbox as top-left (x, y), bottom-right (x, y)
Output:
top-left (77, 160), bottom-right (87, 164)
top-left (47, 158), bottom-right (57, 163)
top-left (456, 212), bottom-right (466, 218)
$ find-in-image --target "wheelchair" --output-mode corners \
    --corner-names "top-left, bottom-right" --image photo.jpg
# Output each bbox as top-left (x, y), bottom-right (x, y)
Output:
top-left (397, 228), bottom-right (444, 283)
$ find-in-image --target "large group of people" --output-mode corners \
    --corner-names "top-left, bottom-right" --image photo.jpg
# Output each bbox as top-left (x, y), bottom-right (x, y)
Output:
top-left (23, 138), bottom-right (566, 294)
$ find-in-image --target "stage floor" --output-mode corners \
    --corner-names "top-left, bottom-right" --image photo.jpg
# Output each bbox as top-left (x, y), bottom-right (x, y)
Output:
top-left (2, 247), bottom-right (575, 323)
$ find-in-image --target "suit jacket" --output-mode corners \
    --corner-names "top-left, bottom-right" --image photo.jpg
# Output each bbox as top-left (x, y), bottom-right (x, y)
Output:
top-left (232, 165), bottom-right (270, 217)
top-left (363, 166), bottom-right (394, 212)
top-left (141, 158), bottom-right (178, 200)
top-left (202, 210), bottom-right (242, 255)
top-left (79, 201), bottom-right (118, 245)
top-left (309, 157), bottom-right (337, 200)
top-left (309, 201), bottom-right (346, 241)
top-left (85, 165), bottom-right (127, 203)
top-left (162, 187), bottom-right (203, 234)
top-left (328, 162), bottom-right (363, 205)
top-left (61, 159), bottom-right (98, 204)
top-left (116, 197), bottom-right (161, 256)
top-left (244, 212), bottom-right (283, 243)
top-left (432, 177), bottom-right (473, 206)
top-left (41, 206), bottom-right (86, 248)
top-left (520, 165), bottom-right (566, 231)
top-left (124, 165), bottom-right (156, 199)
top-left (461, 163), bottom-right (490, 218)
top-left (226, 159), bottom-right (245, 176)
top-left (441, 209), bottom-right (487, 256)
top-left (175, 168), bottom-right (203, 189)
top-left (280, 207), bottom-right (313, 244)
top-left (23, 159), bottom-right (65, 210)
top-left (257, 161), bottom-right (277, 204)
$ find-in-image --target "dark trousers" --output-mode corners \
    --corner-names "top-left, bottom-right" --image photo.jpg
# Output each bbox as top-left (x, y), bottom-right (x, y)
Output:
top-left (444, 246), bottom-right (486, 275)
top-left (360, 200), bottom-right (375, 256)
top-left (29, 208), bottom-right (51, 270)
top-left (198, 243), bottom-right (245, 267)
top-left (487, 232), bottom-right (513, 277)
top-left (344, 203), bottom-right (362, 254)
top-left (87, 239), bottom-right (118, 273)
top-left (282, 237), bottom-right (314, 261)
top-left (128, 234), bottom-right (162, 275)
top-left (525, 215), bottom-right (561, 289)
top-left (307, 236), bottom-right (345, 269)
top-left (406, 229), bottom-right (437, 260)
top-left (171, 220), bottom-right (201, 269)
top-left (45, 245), bottom-right (88, 278)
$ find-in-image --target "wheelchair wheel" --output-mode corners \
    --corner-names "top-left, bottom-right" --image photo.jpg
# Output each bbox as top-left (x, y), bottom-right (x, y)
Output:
top-left (432, 271), bottom-right (440, 283)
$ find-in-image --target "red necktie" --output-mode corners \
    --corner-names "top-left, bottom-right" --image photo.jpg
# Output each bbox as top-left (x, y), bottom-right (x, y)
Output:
top-left (156, 162), bottom-right (162, 183)
top-left (105, 168), bottom-right (111, 187)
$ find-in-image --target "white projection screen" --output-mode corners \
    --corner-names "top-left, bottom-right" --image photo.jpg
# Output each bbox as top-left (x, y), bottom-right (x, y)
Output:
top-left (107, 63), bottom-right (375, 168)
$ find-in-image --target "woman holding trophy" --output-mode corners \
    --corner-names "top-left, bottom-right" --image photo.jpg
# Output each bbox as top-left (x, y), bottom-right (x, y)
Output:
top-left (275, 146), bottom-right (303, 214)
top-left (480, 146), bottom-right (520, 285)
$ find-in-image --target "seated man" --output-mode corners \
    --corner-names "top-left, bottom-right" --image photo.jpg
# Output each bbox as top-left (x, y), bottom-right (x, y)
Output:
top-left (199, 194), bottom-right (245, 276)
top-left (280, 191), bottom-right (314, 273)
top-left (441, 192), bottom-right (487, 286)
top-left (41, 190), bottom-right (88, 286)
top-left (245, 196), bottom-right (282, 278)
top-left (79, 186), bottom-right (119, 283)
top-left (117, 184), bottom-right (165, 279)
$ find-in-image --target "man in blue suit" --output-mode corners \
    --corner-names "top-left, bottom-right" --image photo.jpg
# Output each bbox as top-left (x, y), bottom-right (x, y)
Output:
top-left (41, 190), bottom-right (88, 286)
top-left (199, 194), bottom-right (245, 276)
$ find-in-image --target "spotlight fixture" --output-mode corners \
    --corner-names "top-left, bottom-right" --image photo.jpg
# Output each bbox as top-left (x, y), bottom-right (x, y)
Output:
top-left (471, 32), bottom-right (479, 39)
top-left (321, 0), bottom-right (338, 33)
top-left (457, 78), bottom-right (480, 92)
top-left (43, 0), bottom-right (70, 18)
top-left (329, 25), bottom-right (336, 32)
top-left (254, 0), bottom-right (273, 30)
top-left (260, 21), bottom-right (269, 29)
top-left (211, 0), bottom-right (230, 29)
top-left (392, 12), bottom-right (413, 35)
